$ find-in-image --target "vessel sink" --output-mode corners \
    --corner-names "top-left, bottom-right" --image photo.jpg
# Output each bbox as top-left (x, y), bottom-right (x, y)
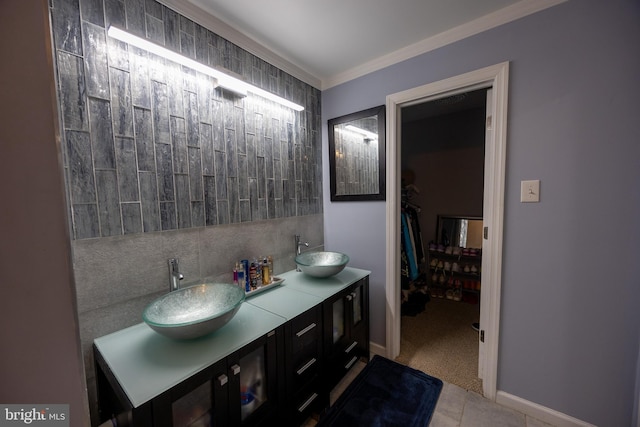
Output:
top-left (143, 283), bottom-right (245, 340)
top-left (295, 251), bottom-right (349, 278)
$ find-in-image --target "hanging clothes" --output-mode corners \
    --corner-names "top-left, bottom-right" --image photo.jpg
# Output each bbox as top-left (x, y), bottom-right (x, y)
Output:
top-left (401, 212), bottom-right (419, 281)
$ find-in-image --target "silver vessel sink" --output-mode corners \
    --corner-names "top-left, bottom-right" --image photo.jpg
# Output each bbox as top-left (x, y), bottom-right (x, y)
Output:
top-left (295, 251), bottom-right (349, 278)
top-left (143, 283), bottom-right (245, 340)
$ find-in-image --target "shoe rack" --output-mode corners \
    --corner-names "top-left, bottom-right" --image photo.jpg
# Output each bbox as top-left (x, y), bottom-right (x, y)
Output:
top-left (427, 244), bottom-right (481, 302)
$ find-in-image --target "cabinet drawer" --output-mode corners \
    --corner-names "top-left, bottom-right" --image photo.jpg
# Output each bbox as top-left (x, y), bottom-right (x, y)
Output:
top-left (291, 378), bottom-right (325, 426)
top-left (291, 309), bottom-right (320, 353)
top-left (292, 356), bottom-right (320, 391)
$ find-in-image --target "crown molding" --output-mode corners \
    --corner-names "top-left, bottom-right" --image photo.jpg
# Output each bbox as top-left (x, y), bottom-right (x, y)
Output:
top-left (322, 0), bottom-right (568, 89)
top-left (160, 0), bottom-right (567, 91)
top-left (159, 0), bottom-right (322, 89)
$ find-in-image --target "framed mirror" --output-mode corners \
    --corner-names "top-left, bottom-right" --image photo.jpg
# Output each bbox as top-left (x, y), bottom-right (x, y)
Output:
top-left (436, 215), bottom-right (483, 248)
top-left (328, 105), bottom-right (386, 201)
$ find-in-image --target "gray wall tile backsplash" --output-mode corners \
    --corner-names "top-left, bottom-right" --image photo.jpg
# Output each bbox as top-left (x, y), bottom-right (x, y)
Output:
top-left (51, 0), bottom-right (322, 240)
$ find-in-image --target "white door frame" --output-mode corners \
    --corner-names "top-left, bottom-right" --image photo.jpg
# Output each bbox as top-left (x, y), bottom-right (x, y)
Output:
top-left (385, 62), bottom-right (509, 400)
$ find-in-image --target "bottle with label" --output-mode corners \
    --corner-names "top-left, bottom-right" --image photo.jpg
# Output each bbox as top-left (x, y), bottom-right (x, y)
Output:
top-left (236, 262), bottom-right (246, 291)
top-left (262, 257), bottom-right (271, 285)
top-left (249, 262), bottom-right (257, 290)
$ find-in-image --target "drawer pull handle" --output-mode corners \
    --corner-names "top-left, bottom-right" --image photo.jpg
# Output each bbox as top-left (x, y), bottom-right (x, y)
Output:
top-left (345, 356), bottom-right (358, 370)
top-left (345, 341), bottom-right (358, 353)
top-left (297, 393), bottom-right (318, 413)
top-left (296, 322), bottom-right (317, 337)
top-left (218, 374), bottom-right (228, 386)
top-left (296, 358), bottom-right (317, 376)
top-left (230, 364), bottom-right (241, 375)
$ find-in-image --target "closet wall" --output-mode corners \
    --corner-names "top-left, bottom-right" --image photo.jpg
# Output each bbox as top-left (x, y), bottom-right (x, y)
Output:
top-left (401, 107), bottom-right (486, 247)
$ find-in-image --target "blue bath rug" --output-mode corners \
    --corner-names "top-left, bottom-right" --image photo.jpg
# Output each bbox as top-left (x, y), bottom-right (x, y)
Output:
top-left (318, 355), bottom-right (443, 426)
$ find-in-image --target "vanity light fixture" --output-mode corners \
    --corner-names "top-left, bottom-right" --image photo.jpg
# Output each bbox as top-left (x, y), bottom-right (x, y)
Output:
top-left (344, 125), bottom-right (378, 141)
top-left (107, 26), bottom-right (304, 111)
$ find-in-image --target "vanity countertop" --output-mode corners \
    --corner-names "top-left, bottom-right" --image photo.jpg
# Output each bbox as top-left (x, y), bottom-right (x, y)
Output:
top-left (93, 266), bottom-right (370, 408)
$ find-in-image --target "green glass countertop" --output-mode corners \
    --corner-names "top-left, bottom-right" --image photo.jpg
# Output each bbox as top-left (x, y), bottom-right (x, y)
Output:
top-left (93, 267), bottom-right (370, 408)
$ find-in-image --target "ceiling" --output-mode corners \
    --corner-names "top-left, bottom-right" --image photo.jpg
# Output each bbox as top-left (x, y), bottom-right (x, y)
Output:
top-left (176, 0), bottom-right (564, 89)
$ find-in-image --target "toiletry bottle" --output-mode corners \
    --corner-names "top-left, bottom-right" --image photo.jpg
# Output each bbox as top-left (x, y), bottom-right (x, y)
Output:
top-left (236, 262), bottom-right (246, 291)
top-left (262, 257), bottom-right (270, 284)
top-left (241, 259), bottom-right (250, 292)
top-left (233, 264), bottom-right (238, 287)
top-left (249, 262), bottom-right (257, 290)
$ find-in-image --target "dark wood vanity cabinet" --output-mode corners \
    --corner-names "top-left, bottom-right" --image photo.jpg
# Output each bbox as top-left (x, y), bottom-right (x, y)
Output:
top-left (280, 305), bottom-right (327, 425)
top-left (322, 276), bottom-right (370, 393)
top-left (94, 269), bottom-right (371, 427)
top-left (95, 328), bottom-right (280, 427)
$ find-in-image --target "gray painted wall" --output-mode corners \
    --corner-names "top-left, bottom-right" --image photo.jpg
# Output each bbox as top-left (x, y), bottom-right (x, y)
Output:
top-left (322, 1), bottom-right (640, 425)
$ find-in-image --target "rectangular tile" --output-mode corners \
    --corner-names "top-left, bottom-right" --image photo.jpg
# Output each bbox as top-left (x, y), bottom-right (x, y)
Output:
top-left (83, 23), bottom-right (110, 99)
top-left (170, 116), bottom-right (188, 174)
top-left (160, 201), bottom-right (177, 230)
top-left (104, 0), bottom-right (125, 29)
top-left (188, 147), bottom-right (203, 201)
top-left (139, 171), bottom-right (160, 232)
top-left (196, 74), bottom-right (213, 124)
top-left (214, 150), bottom-right (227, 199)
top-left (203, 176), bottom-right (217, 226)
top-left (167, 61), bottom-right (184, 117)
top-left (151, 81), bottom-right (170, 144)
top-left (88, 98), bottom-right (115, 169)
top-left (195, 24), bottom-right (209, 63)
top-left (51, 0), bottom-right (83, 55)
top-left (225, 129), bottom-right (237, 177)
top-left (95, 169), bottom-right (122, 236)
top-left (237, 153), bottom-right (249, 199)
top-left (191, 201), bottom-right (204, 228)
top-left (155, 143), bottom-right (174, 201)
top-left (133, 107), bottom-right (155, 171)
top-left (57, 51), bottom-right (88, 131)
top-left (163, 7), bottom-right (180, 51)
top-left (79, 0), bottom-right (105, 26)
top-left (115, 137), bottom-right (139, 202)
top-left (73, 203), bottom-right (100, 239)
top-left (185, 91), bottom-right (199, 146)
top-left (130, 47), bottom-right (151, 108)
top-left (174, 174), bottom-right (191, 229)
top-left (216, 200), bottom-right (229, 225)
top-left (200, 123), bottom-right (214, 176)
top-left (122, 202), bottom-right (143, 234)
top-left (145, 14), bottom-right (164, 45)
top-left (66, 130), bottom-right (96, 203)
top-left (144, 0), bottom-right (163, 20)
top-left (124, 0), bottom-right (145, 37)
top-left (110, 68), bottom-right (134, 137)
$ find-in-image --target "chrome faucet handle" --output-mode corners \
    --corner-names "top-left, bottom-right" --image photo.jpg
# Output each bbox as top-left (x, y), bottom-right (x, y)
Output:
top-left (168, 258), bottom-right (184, 291)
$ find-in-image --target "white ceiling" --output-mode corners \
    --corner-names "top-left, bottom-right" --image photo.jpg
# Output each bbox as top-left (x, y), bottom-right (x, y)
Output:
top-left (165, 0), bottom-right (565, 89)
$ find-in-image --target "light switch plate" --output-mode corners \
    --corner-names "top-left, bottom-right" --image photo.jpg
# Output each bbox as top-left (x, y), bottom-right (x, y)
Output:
top-left (521, 180), bottom-right (540, 202)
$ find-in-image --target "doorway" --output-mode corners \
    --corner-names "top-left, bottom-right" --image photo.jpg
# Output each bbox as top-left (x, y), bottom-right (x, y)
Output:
top-left (384, 62), bottom-right (509, 400)
top-left (398, 87), bottom-right (487, 394)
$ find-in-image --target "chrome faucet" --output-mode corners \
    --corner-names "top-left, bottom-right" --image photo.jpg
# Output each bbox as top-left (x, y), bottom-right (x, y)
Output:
top-left (295, 235), bottom-right (309, 271)
top-left (168, 258), bottom-right (184, 292)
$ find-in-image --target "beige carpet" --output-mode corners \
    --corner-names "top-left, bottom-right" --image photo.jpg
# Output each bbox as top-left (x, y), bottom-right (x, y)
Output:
top-left (396, 296), bottom-right (483, 395)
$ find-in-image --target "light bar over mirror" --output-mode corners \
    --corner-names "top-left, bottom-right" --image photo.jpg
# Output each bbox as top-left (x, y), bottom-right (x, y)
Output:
top-left (107, 26), bottom-right (304, 111)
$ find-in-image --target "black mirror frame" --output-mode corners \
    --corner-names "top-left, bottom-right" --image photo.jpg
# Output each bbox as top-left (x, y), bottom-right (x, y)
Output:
top-left (328, 105), bottom-right (386, 202)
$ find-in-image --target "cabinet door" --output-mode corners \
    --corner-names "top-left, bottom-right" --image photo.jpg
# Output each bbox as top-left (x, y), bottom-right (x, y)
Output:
top-left (152, 359), bottom-right (229, 427)
top-left (349, 277), bottom-right (370, 363)
top-left (323, 277), bottom-right (370, 393)
top-left (227, 328), bottom-right (280, 427)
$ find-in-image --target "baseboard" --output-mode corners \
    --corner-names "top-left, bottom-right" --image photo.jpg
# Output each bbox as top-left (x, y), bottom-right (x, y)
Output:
top-left (496, 391), bottom-right (596, 427)
top-left (369, 341), bottom-right (386, 359)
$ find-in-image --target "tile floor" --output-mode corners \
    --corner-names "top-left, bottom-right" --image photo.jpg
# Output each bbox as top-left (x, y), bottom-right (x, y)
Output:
top-left (431, 381), bottom-right (556, 427)
top-left (311, 360), bottom-right (558, 427)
